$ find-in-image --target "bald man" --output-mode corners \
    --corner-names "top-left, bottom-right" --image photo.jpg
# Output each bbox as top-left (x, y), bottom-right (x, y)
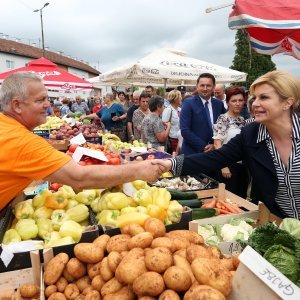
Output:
top-left (214, 84), bottom-right (227, 110)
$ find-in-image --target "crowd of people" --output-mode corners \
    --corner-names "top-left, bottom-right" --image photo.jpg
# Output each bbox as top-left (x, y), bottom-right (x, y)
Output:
top-left (1, 69), bottom-right (300, 220)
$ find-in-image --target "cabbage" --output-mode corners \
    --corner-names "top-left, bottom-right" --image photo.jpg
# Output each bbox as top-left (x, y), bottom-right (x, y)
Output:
top-left (279, 218), bottom-right (300, 239)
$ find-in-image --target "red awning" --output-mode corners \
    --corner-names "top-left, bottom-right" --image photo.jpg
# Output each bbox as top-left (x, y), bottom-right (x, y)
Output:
top-left (0, 57), bottom-right (93, 91)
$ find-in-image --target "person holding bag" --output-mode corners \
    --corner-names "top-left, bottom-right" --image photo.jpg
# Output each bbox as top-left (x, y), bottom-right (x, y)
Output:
top-left (162, 90), bottom-right (182, 154)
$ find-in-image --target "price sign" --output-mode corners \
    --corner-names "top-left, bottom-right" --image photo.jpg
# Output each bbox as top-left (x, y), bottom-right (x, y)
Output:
top-left (219, 242), bottom-right (243, 255)
top-left (239, 246), bottom-right (300, 299)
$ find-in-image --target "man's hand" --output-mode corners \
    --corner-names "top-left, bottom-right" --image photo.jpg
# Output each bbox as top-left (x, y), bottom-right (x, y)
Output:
top-left (151, 159), bottom-right (172, 172)
top-left (221, 167), bottom-right (232, 179)
top-left (136, 160), bottom-right (166, 182)
top-left (204, 144), bottom-right (214, 152)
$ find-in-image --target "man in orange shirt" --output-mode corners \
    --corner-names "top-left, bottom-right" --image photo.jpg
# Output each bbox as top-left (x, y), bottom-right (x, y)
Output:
top-left (0, 72), bottom-right (165, 211)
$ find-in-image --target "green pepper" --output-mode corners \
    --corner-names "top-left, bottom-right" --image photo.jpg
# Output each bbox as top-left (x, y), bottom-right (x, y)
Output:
top-left (96, 210), bottom-right (120, 227)
top-left (33, 206), bottom-right (53, 220)
top-left (66, 204), bottom-right (89, 223)
top-left (32, 189), bottom-right (52, 209)
top-left (167, 200), bottom-right (184, 223)
top-left (106, 192), bottom-right (129, 210)
top-left (14, 201), bottom-right (34, 219)
top-left (15, 219), bottom-right (38, 240)
top-left (58, 185), bottom-right (76, 199)
top-left (133, 189), bottom-right (153, 207)
top-left (59, 220), bottom-right (83, 242)
top-left (76, 189), bottom-right (97, 205)
top-left (3, 229), bottom-right (21, 244)
top-left (36, 218), bottom-right (53, 240)
top-left (51, 209), bottom-right (69, 231)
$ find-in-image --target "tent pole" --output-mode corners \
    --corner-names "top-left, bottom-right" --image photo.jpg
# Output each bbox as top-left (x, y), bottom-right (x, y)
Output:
top-left (163, 78), bottom-right (167, 94)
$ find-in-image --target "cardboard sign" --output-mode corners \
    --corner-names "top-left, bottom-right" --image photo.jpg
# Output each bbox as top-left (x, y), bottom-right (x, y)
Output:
top-left (70, 133), bottom-right (86, 145)
top-left (219, 241), bottom-right (243, 255)
top-left (72, 146), bottom-right (108, 163)
top-left (239, 246), bottom-right (300, 299)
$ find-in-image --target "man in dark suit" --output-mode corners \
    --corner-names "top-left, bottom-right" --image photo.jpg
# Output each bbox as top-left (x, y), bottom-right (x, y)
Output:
top-left (180, 73), bottom-right (226, 155)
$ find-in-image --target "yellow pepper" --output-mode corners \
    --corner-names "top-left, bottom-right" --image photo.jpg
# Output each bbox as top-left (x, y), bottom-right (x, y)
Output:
top-left (105, 192), bottom-right (129, 210)
top-left (152, 188), bottom-right (171, 210)
top-left (32, 189), bottom-right (52, 209)
top-left (147, 204), bottom-right (168, 221)
top-left (44, 191), bottom-right (68, 209)
top-left (117, 212), bottom-right (149, 228)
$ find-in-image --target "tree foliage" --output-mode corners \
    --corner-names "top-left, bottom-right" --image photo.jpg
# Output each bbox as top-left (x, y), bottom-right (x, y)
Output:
top-left (230, 29), bottom-right (276, 88)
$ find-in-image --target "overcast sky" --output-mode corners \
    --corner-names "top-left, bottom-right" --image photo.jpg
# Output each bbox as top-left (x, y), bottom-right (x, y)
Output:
top-left (1, 0), bottom-right (300, 81)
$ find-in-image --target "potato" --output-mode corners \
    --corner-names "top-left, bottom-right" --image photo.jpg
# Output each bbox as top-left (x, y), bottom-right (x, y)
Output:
top-left (191, 258), bottom-right (232, 297)
top-left (127, 223), bottom-right (145, 236)
top-left (120, 224), bottom-right (130, 235)
top-left (232, 254), bottom-right (240, 269)
top-left (100, 257), bottom-right (114, 281)
top-left (19, 283), bottom-right (39, 298)
top-left (100, 277), bottom-right (123, 297)
top-left (170, 236), bottom-right (190, 252)
top-left (174, 248), bottom-right (187, 258)
top-left (128, 232), bottom-right (153, 249)
top-left (76, 276), bottom-right (91, 292)
top-left (64, 283), bottom-right (80, 300)
top-left (93, 234), bottom-right (110, 249)
top-left (158, 289), bottom-right (180, 300)
top-left (207, 245), bottom-right (221, 258)
top-left (102, 286), bottom-right (135, 300)
top-left (115, 256), bottom-right (147, 284)
top-left (138, 297), bottom-right (156, 300)
top-left (75, 295), bottom-right (86, 300)
top-left (63, 269), bottom-right (76, 283)
top-left (143, 218), bottom-right (166, 238)
top-left (151, 237), bottom-right (173, 252)
top-left (56, 277), bottom-right (68, 292)
top-left (66, 258), bottom-right (87, 279)
top-left (173, 255), bottom-right (195, 282)
top-left (186, 244), bottom-right (212, 264)
top-left (107, 251), bottom-right (122, 272)
top-left (230, 271), bottom-right (236, 277)
top-left (74, 243), bottom-right (104, 263)
top-left (166, 230), bottom-right (204, 245)
top-left (87, 261), bottom-right (101, 279)
top-left (120, 251), bottom-right (129, 258)
top-left (183, 284), bottom-right (226, 300)
top-left (48, 292), bottom-right (67, 300)
top-left (163, 266), bottom-right (192, 292)
top-left (82, 286), bottom-right (94, 295)
top-left (219, 258), bottom-right (235, 271)
top-left (106, 234), bottom-right (130, 252)
top-left (133, 271), bottom-right (165, 297)
top-left (144, 247), bottom-right (173, 273)
top-left (45, 253), bottom-right (69, 285)
top-left (91, 275), bottom-right (105, 292)
top-left (45, 285), bottom-right (58, 298)
top-left (85, 290), bottom-right (101, 300)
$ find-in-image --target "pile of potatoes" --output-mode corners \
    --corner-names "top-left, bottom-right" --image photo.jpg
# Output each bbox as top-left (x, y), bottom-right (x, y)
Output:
top-left (43, 218), bottom-right (239, 300)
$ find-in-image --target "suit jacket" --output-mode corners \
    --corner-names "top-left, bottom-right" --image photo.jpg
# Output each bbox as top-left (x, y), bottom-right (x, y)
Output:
top-left (180, 122), bottom-right (284, 217)
top-left (180, 95), bottom-right (226, 154)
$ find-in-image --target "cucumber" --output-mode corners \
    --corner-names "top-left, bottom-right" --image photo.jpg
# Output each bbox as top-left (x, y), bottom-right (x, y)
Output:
top-left (192, 208), bottom-right (217, 220)
top-left (178, 199), bottom-right (204, 208)
top-left (168, 189), bottom-right (198, 200)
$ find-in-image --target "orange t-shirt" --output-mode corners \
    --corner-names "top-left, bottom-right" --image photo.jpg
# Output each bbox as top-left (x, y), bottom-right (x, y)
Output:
top-left (0, 113), bottom-right (71, 210)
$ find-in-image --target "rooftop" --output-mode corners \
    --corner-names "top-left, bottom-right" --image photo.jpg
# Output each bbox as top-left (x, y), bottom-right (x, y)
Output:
top-left (0, 38), bottom-right (100, 76)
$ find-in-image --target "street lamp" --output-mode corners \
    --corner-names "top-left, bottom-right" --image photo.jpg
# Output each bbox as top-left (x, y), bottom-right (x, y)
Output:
top-left (34, 2), bottom-right (49, 54)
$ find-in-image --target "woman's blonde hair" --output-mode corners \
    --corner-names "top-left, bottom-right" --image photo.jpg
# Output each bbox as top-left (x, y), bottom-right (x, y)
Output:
top-left (250, 70), bottom-right (300, 110)
top-left (167, 90), bottom-right (182, 104)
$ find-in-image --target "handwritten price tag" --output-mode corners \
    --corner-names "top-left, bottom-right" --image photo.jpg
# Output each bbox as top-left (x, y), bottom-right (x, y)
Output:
top-left (239, 246), bottom-right (300, 299)
top-left (219, 242), bottom-right (243, 255)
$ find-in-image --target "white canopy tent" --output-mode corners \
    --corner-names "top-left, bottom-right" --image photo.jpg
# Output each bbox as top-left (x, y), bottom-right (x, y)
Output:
top-left (99, 48), bottom-right (247, 87)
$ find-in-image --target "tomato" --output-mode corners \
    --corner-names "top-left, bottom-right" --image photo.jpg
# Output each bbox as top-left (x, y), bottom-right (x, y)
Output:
top-left (69, 144), bottom-right (79, 153)
top-left (108, 157), bottom-right (121, 165)
top-left (85, 159), bottom-right (94, 165)
top-left (99, 145), bottom-right (104, 151)
top-left (78, 161), bottom-right (86, 166)
top-left (110, 153), bottom-right (120, 159)
top-left (147, 154), bottom-right (155, 160)
top-left (49, 183), bottom-right (63, 191)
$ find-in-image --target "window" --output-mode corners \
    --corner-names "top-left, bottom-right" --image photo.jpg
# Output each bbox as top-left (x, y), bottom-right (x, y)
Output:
top-left (6, 60), bottom-right (14, 70)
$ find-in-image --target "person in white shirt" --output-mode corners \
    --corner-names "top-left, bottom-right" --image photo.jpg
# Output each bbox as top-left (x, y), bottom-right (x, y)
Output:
top-left (214, 84), bottom-right (227, 110)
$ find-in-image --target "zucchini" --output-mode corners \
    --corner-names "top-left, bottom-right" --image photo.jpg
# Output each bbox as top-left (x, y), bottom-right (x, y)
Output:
top-left (168, 189), bottom-right (198, 200)
top-left (192, 208), bottom-right (217, 220)
top-left (178, 199), bottom-right (204, 208)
